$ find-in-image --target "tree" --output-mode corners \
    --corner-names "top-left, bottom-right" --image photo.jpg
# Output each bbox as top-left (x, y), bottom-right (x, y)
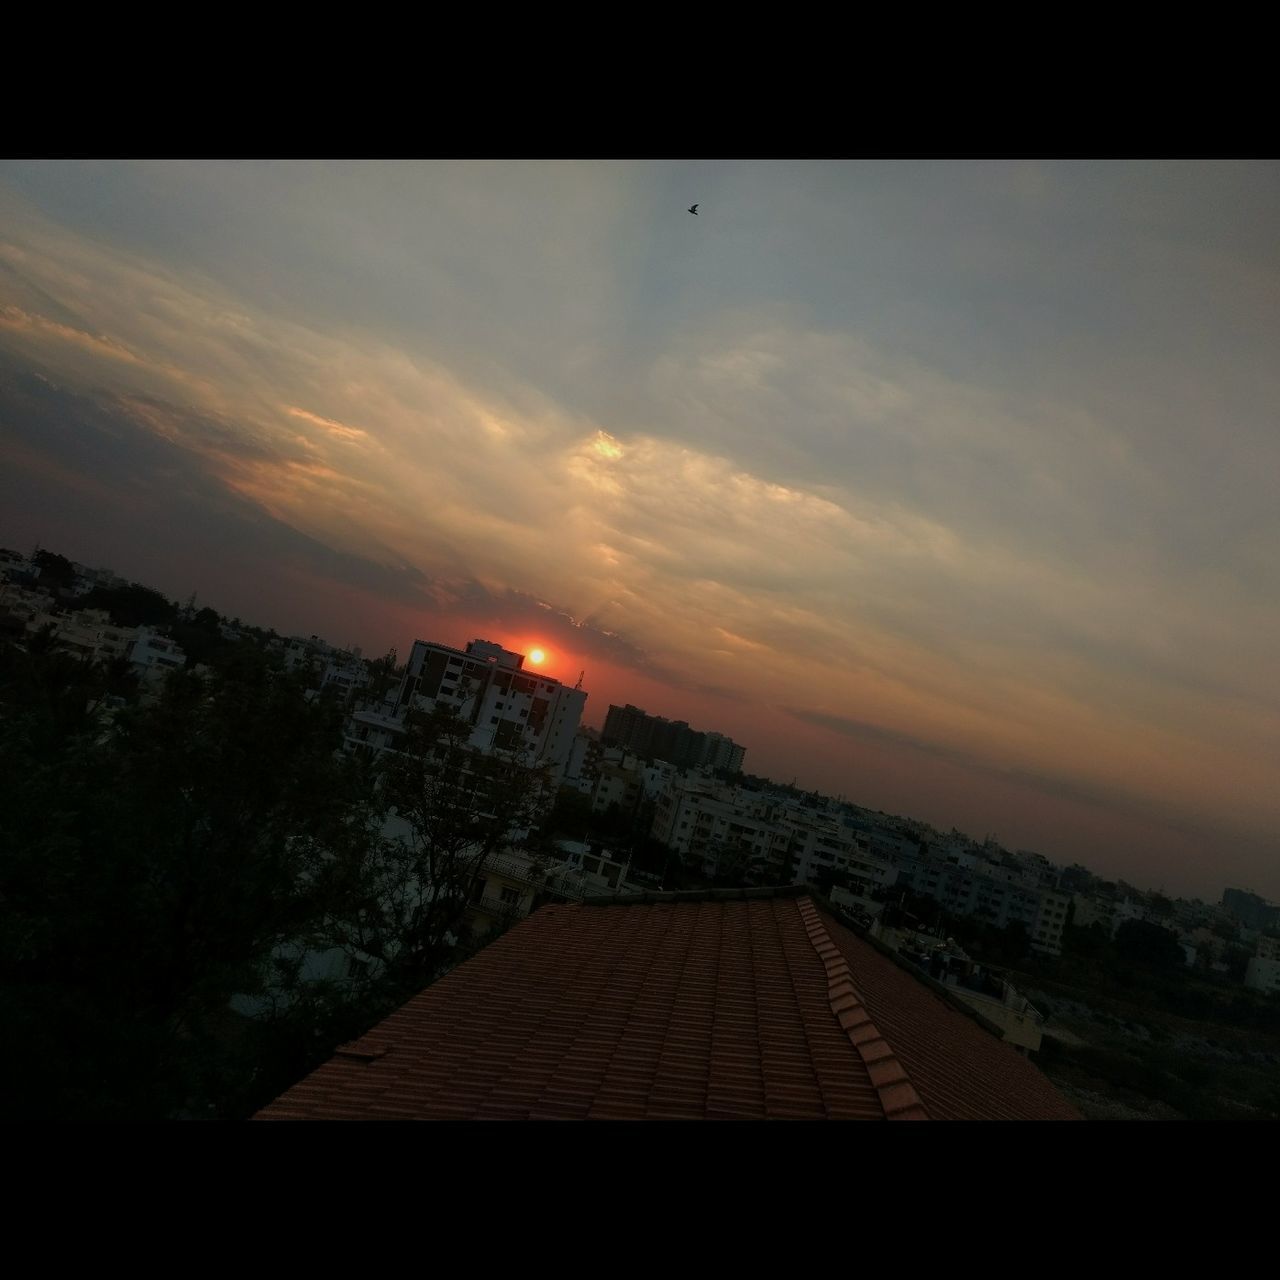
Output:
top-left (169, 606), bottom-right (233, 669)
top-left (704, 837), bottom-right (769, 888)
top-left (1115, 920), bottom-right (1184, 972)
top-left (0, 640), bottom-right (375, 1119)
top-left (1212, 918), bottom-right (1240, 943)
top-left (1063, 920), bottom-right (1113, 961)
top-left (69, 581), bottom-right (178, 628)
top-left (34, 550), bottom-right (77, 590)
top-left (364, 648), bottom-right (400, 704)
top-left (312, 705), bottom-right (550, 1004)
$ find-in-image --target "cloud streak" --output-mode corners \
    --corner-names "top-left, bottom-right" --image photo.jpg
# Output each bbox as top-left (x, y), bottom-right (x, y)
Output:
top-left (2, 160), bottom-right (1278, 896)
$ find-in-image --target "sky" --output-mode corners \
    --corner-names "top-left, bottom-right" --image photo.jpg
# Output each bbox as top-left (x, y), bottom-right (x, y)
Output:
top-left (1, 159), bottom-right (1277, 900)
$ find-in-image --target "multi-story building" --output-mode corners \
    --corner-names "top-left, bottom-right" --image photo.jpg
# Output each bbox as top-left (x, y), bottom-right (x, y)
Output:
top-left (652, 777), bottom-right (783, 879)
top-left (282, 635), bottom-right (334, 676)
top-left (651, 775), bottom-right (901, 892)
top-left (1223, 888), bottom-right (1280, 934)
top-left (371, 637), bottom-right (587, 782)
top-left (601, 702), bottom-right (745, 774)
top-left (127, 629), bottom-right (186, 675)
top-left (553, 840), bottom-right (643, 894)
top-left (465, 841), bottom-right (648, 941)
top-left (16, 607), bottom-right (137, 663)
top-left (590, 754), bottom-right (644, 815)
top-left (898, 858), bottom-right (1069, 956)
top-left (1015, 849), bottom-right (1062, 890)
top-left (700, 731), bottom-right (747, 775)
top-left (320, 652), bottom-right (370, 701)
top-left (465, 848), bottom-right (585, 939)
top-left (565, 728), bottom-right (603, 792)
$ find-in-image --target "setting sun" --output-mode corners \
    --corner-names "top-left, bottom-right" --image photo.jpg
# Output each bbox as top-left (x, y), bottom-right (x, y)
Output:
top-left (528, 648), bottom-right (546, 665)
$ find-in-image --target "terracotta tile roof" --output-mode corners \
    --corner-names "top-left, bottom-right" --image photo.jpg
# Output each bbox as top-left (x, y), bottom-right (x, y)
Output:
top-left (257, 892), bottom-right (1080, 1121)
top-left (815, 906), bottom-right (1082, 1121)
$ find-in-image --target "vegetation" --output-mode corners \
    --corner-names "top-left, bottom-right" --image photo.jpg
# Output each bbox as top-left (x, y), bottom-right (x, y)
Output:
top-left (312, 704), bottom-right (549, 1007)
top-left (6, 562), bottom-right (1278, 1122)
top-left (0, 628), bottom-right (547, 1120)
top-left (66, 581), bottom-right (179, 628)
top-left (849, 883), bottom-right (1280, 1118)
top-left (33, 550), bottom-right (77, 591)
top-left (1004, 919), bottom-right (1280, 1119)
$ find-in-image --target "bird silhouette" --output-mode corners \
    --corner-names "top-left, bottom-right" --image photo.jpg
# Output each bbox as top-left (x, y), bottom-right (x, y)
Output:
top-left (688, 203), bottom-right (699, 215)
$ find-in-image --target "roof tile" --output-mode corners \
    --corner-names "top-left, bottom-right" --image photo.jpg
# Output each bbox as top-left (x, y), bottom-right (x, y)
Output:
top-left (256, 893), bottom-right (1078, 1121)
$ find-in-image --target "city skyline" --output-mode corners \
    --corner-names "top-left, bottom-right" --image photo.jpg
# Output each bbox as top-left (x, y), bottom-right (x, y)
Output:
top-left (2, 159), bottom-right (1278, 900)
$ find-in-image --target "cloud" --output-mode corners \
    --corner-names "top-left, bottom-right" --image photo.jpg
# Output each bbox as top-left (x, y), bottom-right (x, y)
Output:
top-left (3, 222), bottom-right (1276, 845)
top-left (0, 348), bottom-right (662, 680)
top-left (785, 705), bottom-right (1280, 865)
top-left (0, 302), bottom-right (146, 367)
top-left (285, 405), bottom-right (373, 445)
top-left (3, 163), bottom-right (1279, 895)
top-left (789, 707), bottom-right (1164, 830)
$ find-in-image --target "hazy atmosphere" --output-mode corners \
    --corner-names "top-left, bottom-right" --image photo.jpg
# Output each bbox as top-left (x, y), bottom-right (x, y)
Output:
top-left (3, 159), bottom-right (1277, 900)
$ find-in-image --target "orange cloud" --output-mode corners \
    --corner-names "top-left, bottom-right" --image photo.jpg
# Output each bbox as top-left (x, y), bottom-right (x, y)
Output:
top-left (285, 405), bottom-right (372, 444)
top-left (0, 303), bottom-right (145, 367)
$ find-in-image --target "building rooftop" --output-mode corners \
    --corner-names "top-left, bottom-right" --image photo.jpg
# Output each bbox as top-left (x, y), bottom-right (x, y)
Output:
top-left (257, 888), bottom-right (1080, 1122)
top-left (408, 636), bottom-right (575, 687)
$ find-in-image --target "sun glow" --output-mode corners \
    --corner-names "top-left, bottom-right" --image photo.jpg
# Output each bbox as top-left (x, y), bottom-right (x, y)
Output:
top-left (528, 648), bottom-right (546, 665)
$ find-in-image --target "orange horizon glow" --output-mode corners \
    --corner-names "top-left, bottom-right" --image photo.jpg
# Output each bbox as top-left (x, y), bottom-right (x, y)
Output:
top-left (6, 160), bottom-right (1279, 902)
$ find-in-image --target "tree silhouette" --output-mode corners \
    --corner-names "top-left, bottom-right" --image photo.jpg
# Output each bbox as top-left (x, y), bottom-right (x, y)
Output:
top-left (0, 641), bottom-right (374, 1119)
top-left (311, 704), bottom-right (549, 1004)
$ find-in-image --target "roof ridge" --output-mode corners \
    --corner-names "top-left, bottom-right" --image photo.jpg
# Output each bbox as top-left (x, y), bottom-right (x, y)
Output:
top-left (795, 896), bottom-right (930, 1121)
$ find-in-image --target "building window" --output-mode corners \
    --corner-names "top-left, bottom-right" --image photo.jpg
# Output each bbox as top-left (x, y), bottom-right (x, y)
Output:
top-left (500, 886), bottom-right (520, 906)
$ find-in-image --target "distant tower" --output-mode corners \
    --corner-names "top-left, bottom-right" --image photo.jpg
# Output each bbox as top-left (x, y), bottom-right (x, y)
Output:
top-left (575, 670), bottom-right (585, 690)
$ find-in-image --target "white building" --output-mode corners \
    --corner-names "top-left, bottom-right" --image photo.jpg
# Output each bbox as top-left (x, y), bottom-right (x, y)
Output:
top-left (1030, 890), bottom-right (1071, 956)
top-left (383, 637), bottom-right (587, 783)
top-left (127, 629), bottom-right (186, 674)
top-left (901, 857), bottom-right (1069, 956)
top-left (553, 840), bottom-right (645, 896)
top-left (320, 653), bottom-right (370, 700)
top-left (652, 777), bottom-right (779, 876)
top-left (282, 635), bottom-right (333, 675)
top-left (651, 775), bottom-right (902, 890)
top-left (565, 729), bottom-right (601, 791)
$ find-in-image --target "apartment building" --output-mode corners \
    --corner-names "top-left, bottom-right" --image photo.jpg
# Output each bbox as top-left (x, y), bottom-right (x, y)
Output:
top-left (371, 637), bottom-right (588, 782)
top-left (900, 858), bottom-right (1069, 956)
top-left (602, 702), bottom-right (745, 774)
top-left (651, 776), bottom-right (900, 891)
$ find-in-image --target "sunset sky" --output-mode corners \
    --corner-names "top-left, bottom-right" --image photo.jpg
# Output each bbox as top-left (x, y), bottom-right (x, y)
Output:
top-left (2, 159), bottom-right (1277, 900)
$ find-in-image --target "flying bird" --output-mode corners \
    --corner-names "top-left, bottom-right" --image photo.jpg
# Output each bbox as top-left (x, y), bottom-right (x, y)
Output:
top-left (688, 203), bottom-right (699, 215)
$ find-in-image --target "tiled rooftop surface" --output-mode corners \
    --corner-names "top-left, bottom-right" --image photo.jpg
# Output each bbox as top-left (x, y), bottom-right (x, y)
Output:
top-left (257, 894), bottom-right (1080, 1121)
top-left (817, 907), bottom-right (1081, 1121)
